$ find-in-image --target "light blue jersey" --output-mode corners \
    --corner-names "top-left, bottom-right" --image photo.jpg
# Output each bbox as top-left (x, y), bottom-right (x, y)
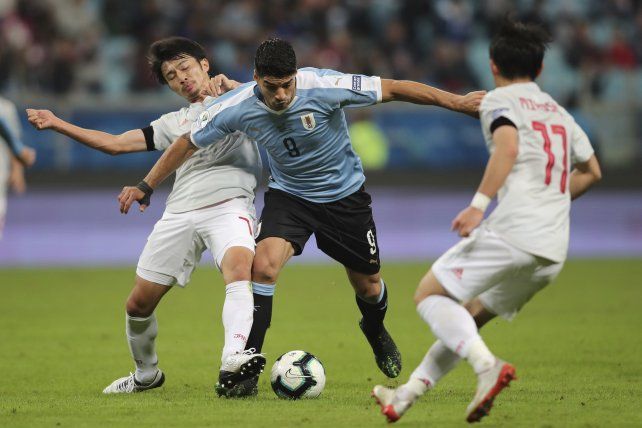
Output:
top-left (190, 67), bottom-right (383, 203)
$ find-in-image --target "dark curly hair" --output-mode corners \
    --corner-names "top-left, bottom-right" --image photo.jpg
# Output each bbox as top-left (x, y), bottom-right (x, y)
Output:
top-left (254, 38), bottom-right (297, 78)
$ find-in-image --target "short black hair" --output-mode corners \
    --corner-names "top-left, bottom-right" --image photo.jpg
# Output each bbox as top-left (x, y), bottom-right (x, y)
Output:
top-left (254, 38), bottom-right (297, 78)
top-left (147, 37), bottom-right (207, 84)
top-left (489, 18), bottom-right (551, 80)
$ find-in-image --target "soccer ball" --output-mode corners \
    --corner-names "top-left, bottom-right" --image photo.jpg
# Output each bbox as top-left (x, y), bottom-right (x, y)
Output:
top-left (270, 350), bottom-right (326, 399)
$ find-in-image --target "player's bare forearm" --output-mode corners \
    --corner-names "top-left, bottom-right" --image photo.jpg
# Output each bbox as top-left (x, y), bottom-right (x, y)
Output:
top-left (118, 134), bottom-right (196, 214)
top-left (380, 79), bottom-right (485, 118)
top-left (143, 133), bottom-right (197, 188)
top-left (451, 127), bottom-right (518, 237)
top-left (570, 155), bottom-right (601, 200)
top-left (477, 126), bottom-right (519, 199)
top-left (26, 109), bottom-right (147, 155)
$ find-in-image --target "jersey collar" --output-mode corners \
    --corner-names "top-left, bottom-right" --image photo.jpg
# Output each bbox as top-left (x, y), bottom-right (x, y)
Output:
top-left (253, 82), bottom-right (298, 115)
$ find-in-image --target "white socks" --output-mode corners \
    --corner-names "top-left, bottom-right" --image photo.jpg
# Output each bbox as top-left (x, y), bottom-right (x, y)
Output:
top-left (126, 313), bottom-right (158, 384)
top-left (410, 340), bottom-right (461, 387)
top-left (221, 280), bottom-right (254, 364)
top-left (416, 295), bottom-right (495, 375)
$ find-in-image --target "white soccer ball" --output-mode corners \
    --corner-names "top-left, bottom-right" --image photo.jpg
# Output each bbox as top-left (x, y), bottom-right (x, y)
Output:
top-left (270, 350), bottom-right (326, 399)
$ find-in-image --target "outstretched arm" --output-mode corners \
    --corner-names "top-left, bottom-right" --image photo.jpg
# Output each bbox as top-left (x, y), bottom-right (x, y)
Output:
top-left (569, 155), bottom-right (601, 200)
top-left (26, 109), bottom-right (148, 155)
top-left (380, 79), bottom-right (485, 118)
top-left (452, 125), bottom-right (519, 237)
top-left (118, 133), bottom-right (197, 214)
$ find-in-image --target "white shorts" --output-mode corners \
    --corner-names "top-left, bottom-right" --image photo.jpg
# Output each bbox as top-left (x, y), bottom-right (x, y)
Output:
top-left (432, 226), bottom-right (564, 320)
top-left (137, 197), bottom-right (256, 287)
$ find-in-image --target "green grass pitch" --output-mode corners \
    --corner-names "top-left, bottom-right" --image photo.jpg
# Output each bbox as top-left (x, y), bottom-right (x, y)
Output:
top-left (1, 260), bottom-right (641, 427)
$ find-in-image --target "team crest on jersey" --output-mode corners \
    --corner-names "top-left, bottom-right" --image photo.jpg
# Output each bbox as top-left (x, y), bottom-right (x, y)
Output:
top-left (300, 113), bottom-right (316, 130)
top-left (197, 111), bottom-right (211, 129)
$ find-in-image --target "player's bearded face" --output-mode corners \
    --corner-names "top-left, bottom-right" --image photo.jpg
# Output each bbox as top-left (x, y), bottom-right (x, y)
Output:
top-left (256, 74), bottom-right (296, 111)
top-left (161, 56), bottom-right (210, 102)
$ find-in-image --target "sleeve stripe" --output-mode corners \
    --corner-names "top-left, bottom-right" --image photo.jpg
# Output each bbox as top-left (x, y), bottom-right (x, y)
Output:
top-left (374, 76), bottom-right (382, 103)
top-left (490, 116), bottom-right (517, 134)
top-left (297, 69), bottom-right (382, 98)
top-left (141, 126), bottom-right (156, 151)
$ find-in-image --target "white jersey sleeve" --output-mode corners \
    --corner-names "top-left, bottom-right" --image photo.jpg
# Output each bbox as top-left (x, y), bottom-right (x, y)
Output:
top-left (150, 109), bottom-right (189, 151)
top-left (296, 67), bottom-right (383, 106)
top-left (479, 90), bottom-right (522, 135)
top-left (569, 122), bottom-right (594, 164)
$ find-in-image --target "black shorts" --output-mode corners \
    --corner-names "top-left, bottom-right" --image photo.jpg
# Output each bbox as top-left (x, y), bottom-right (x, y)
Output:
top-left (256, 186), bottom-right (381, 275)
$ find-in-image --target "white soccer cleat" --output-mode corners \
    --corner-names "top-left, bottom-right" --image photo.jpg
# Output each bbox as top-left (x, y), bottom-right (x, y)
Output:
top-left (102, 369), bottom-right (165, 394)
top-left (466, 359), bottom-right (516, 423)
top-left (371, 385), bottom-right (416, 423)
top-left (216, 349), bottom-right (266, 397)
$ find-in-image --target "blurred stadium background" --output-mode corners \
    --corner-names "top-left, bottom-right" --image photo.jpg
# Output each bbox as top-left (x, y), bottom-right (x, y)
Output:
top-left (1, 0), bottom-right (641, 265)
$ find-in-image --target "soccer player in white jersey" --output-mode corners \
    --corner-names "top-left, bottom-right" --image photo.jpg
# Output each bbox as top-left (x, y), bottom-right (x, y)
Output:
top-left (118, 38), bottom-right (485, 393)
top-left (0, 95), bottom-right (36, 238)
top-left (26, 37), bottom-right (265, 397)
top-left (372, 19), bottom-right (602, 423)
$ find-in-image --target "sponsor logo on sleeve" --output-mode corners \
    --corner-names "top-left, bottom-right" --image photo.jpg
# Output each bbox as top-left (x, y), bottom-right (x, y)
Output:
top-left (491, 108), bottom-right (509, 120)
top-left (352, 75), bottom-right (362, 91)
top-left (300, 113), bottom-right (316, 130)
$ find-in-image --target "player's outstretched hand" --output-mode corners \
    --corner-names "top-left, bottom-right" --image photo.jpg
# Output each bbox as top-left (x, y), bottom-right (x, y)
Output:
top-left (26, 109), bottom-right (58, 130)
top-left (451, 206), bottom-right (484, 237)
top-left (18, 147), bottom-right (36, 167)
top-left (204, 74), bottom-right (241, 97)
top-left (118, 186), bottom-right (147, 214)
top-left (456, 91), bottom-right (486, 118)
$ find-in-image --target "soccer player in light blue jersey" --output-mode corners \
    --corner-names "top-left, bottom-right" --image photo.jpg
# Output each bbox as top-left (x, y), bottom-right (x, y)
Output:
top-left (0, 96), bottom-right (36, 238)
top-left (119, 38), bottom-right (485, 395)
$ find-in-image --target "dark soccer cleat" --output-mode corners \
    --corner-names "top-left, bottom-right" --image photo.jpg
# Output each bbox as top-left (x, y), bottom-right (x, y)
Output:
top-left (216, 374), bottom-right (260, 398)
top-left (359, 319), bottom-right (402, 378)
top-left (215, 350), bottom-right (265, 398)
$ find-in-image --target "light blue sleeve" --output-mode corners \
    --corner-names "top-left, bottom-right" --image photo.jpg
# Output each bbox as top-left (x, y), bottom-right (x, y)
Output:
top-left (0, 116), bottom-right (25, 157)
top-left (190, 83), bottom-right (255, 148)
top-left (297, 67), bottom-right (383, 108)
top-left (190, 109), bottom-right (233, 148)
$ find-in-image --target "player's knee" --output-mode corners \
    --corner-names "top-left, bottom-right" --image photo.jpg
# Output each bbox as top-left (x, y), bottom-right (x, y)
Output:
top-left (221, 247), bottom-right (253, 283)
top-left (225, 263), bottom-right (252, 283)
top-left (354, 276), bottom-right (381, 300)
top-left (222, 257), bottom-right (252, 283)
top-left (125, 295), bottom-right (154, 318)
top-left (413, 292), bottom-right (425, 307)
top-left (252, 256), bottom-right (280, 284)
top-left (414, 269), bottom-right (448, 306)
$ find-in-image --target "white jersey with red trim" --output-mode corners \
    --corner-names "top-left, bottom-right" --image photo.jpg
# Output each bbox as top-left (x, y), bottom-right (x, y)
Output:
top-left (479, 82), bottom-right (594, 263)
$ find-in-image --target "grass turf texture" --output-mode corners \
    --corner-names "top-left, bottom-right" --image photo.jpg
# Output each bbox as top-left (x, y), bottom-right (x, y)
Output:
top-left (1, 260), bottom-right (641, 427)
